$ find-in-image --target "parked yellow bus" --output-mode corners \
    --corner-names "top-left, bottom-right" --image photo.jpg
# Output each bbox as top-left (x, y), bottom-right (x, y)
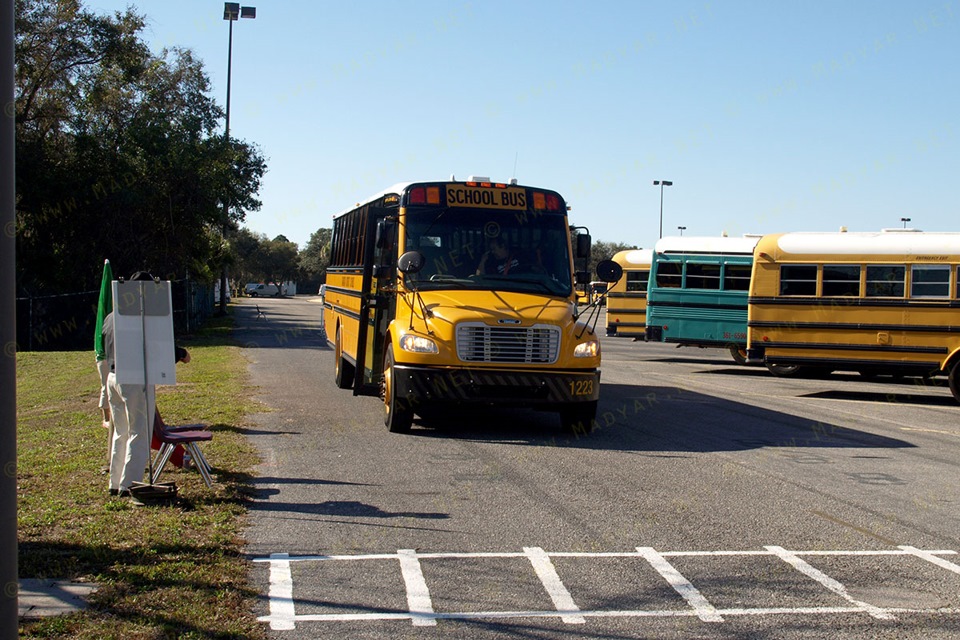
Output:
top-left (324, 178), bottom-right (622, 433)
top-left (605, 249), bottom-right (652, 338)
top-left (746, 230), bottom-right (960, 402)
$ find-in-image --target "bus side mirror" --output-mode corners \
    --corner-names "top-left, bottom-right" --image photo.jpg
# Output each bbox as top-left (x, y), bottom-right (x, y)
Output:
top-left (575, 270), bottom-right (591, 285)
top-left (398, 250), bottom-right (425, 274)
top-left (376, 219), bottom-right (395, 249)
top-left (576, 234), bottom-right (591, 259)
top-left (595, 259), bottom-right (623, 283)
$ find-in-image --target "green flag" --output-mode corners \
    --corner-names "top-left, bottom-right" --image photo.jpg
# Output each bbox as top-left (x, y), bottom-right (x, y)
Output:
top-left (94, 259), bottom-right (113, 361)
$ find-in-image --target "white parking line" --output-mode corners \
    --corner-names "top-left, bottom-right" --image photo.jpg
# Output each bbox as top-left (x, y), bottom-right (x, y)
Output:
top-left (253, 546), bottom-right (960, 630)
top-left (524, 546), bottom-right (585, 624)
top-left (265, 553), bottom-right (295, 631)
top-left (397, 549), bottom-right (436, 626)
top-left (765, 546), bottom-right (895, 620)
top-left (637, 546), bottom-right (723, 622)
top-left (899, 545), bottom-right (960, 575)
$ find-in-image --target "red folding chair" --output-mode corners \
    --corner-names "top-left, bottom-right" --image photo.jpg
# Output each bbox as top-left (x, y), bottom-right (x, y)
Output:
top-left (151, 410), bottom-right (214, 487)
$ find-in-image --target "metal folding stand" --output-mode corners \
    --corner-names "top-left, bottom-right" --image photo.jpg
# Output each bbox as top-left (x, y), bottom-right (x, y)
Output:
top-left (117, 277), bottom-right (179, 502)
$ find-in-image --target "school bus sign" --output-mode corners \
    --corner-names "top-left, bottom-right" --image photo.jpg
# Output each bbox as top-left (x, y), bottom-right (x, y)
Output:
top-left (446, 185), bottom-right (527, 210)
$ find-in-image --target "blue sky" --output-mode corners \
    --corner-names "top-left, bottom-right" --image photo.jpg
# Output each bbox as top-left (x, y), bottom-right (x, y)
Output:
top-left (85, 1), bottom-right (958, 250)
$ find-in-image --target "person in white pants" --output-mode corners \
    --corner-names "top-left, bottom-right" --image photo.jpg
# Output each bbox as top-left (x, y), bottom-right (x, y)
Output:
top-left (101, 308), bottom-right (151, 500)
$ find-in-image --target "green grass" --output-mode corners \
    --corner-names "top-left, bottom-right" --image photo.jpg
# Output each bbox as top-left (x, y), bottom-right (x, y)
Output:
top-left (17, 311), bottom-right (267, 639)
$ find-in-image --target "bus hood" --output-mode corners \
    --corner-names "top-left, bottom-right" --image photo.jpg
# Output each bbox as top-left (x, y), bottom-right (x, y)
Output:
top-left (411, 289), bottom-right (578, 328)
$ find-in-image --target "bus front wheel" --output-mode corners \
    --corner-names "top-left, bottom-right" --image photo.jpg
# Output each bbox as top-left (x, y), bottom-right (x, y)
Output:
top-left (383, 344), bottom-right (413, 433)
top-left (335, 326), bottom-right (354, 389)
top-left (949, 362), bottom-right (960, 404)
top-left (560, 402), bottom-right (597, 436)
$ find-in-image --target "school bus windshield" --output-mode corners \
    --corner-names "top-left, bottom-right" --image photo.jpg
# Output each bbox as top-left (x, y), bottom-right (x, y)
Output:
top-left (402, 206), bottom-right (573, 296)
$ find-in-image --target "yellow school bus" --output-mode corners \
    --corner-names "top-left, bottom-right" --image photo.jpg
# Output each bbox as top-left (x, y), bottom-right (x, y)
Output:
top-left (605, 249), bottom-right (652, 338)
top-left (746, 230), bottom-right (960, 402)
top-left (324, 178), bottom-right (622, 433)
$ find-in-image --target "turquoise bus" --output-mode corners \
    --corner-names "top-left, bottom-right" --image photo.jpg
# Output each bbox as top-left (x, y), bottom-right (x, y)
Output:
top-left (645, 236), bottom-right (760, 364)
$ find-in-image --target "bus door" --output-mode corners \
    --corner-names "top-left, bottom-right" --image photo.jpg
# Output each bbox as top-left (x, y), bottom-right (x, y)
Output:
top-left (354, 202), bottom-right (398, 395)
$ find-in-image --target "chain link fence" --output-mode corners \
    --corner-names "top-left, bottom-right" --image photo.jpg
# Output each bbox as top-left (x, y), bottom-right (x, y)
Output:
top-left (15, 278), bottom-right (217, 352)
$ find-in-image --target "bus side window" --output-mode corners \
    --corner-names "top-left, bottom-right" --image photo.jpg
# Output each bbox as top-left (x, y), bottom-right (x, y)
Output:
top-left (822, 265), bottom-right (860, 297)
top-left (723, 264), bottom-right (751, 291)
top-left (626, 271), bottom-right (648, 292)
top-left (911, 264), bottom-right (951, 298)
top-left (686, 263), bottom-right (720, 290)
top-left (865, 265), bottom-right (905, 298)
top-left (779, 265), bottom-right (817, 296)
top-left (656, 262), bottom-right (682, 288)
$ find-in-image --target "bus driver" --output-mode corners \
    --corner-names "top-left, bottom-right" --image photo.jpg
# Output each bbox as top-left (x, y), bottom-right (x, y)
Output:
top-left (476, 236), bottom-right (520, 276)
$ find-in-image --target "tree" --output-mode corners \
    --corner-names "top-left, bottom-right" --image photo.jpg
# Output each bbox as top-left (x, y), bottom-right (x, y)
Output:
top-left (230, 231), bottom-right (299, 292)
top-left (259, 236), bottom-right (300, 291)
top-left (589, 240), bottom-right (638, 277)
top-left (14, 0), bottom-right (267, 293)
top-left (299, 227), bottom-right (331, 288)
top-left (228, 227), bottom-right (264, 286)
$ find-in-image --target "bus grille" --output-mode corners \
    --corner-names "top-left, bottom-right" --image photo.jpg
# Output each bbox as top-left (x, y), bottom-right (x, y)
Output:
top-left (456, 323), bottom-right (561, 364)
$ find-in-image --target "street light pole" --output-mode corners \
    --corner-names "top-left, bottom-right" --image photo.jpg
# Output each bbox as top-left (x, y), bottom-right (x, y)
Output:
top-left (901, 217), bottom-right (911, 229)
top-left (653, 180), bottom-right (673, 239)
top-left (678, 226), bottom-right (686, 236)
top-left (219, 3), bottom-right (255, 314)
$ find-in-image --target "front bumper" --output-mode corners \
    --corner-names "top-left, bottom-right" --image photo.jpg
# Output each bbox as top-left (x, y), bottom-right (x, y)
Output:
top-left (392, 365), bottom-right (600, 408)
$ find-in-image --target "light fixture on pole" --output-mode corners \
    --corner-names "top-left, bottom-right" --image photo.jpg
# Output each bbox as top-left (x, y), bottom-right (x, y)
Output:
top-left (653, 180), bottom-right (673, 239)
top-left (219, 2), bottom-right (256, 314)
top-left (901, 217), bottom-right (911, 229)
top-left (678, 226), bottom-right (686, 236)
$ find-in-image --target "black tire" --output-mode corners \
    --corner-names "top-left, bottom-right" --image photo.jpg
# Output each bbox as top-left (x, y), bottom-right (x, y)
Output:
top-left (383, 344), bottom-right (413, 433)
top-left (334, 326), bottom-right (354, 389)
top-left (949, 362), bottom-right (960, 404)
top-left (560, 401), bottom-right (597, 436)
top-left (729, 345), bottom-right (748, 365)
top-left (765, 362), bottom-right (802, 378)
top-left (250, 292), bottom-right (258, 297)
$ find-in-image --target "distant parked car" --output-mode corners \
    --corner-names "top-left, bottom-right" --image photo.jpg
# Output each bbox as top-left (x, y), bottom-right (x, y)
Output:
top-left (247, 283), bottom-right (281, 297)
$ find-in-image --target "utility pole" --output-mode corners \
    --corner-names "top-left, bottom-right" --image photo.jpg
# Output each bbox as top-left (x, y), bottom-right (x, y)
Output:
top-left (1, 1), bottom-right (20, 635)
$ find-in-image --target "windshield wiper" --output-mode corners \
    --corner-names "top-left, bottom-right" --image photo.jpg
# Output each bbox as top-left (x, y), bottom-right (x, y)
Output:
top-left (417, 276), bottom-right (473, 288)
top-left (479, 275), bottom-right (560, 295)
top-left (416, 207), bottom-right (452, 239)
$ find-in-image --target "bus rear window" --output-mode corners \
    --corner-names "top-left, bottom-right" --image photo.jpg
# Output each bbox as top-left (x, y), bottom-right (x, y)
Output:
top-left (656, 262), bottom-right (682, 288)
top-left (865, 266), bottom-right (905, 297)
top-left (685, 263), bottom-right (721, 289)
top-left (822, 265), bottom-right (860, 297)
top-left (911, 265), bottom-right (950, 298)
top-left (779, 265), bottom-right (817, 296)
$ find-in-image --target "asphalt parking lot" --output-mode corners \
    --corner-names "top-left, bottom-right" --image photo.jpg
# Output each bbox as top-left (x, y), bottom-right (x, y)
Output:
top-left (239, 297), bottom-right (960, 638)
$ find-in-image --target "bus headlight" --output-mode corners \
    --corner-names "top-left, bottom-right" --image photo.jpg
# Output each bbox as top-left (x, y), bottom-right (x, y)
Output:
top-left (573, 340), bottom-right (599, 358)
top-left (399, 334), bottom-right (439, 354)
